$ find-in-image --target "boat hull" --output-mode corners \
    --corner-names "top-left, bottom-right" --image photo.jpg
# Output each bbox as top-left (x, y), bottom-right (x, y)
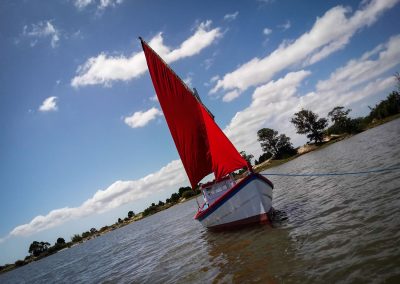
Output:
top-left (194, 173), bottom-right (273, 229)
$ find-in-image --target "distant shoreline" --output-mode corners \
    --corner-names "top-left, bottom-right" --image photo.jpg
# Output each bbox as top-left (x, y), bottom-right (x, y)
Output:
top-left (1, 114), bottom-right (399, 275)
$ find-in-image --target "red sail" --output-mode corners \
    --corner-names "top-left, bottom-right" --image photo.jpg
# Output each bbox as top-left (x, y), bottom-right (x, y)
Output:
top-left (141, 39), bottom-right (247, 188)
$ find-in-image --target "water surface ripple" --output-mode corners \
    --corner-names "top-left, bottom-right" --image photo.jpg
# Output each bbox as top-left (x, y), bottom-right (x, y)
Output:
top-left (2, 119), bottom-right (400, 283)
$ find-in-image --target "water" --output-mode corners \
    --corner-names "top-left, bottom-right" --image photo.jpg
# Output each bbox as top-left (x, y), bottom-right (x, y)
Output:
top-left (2, 119), bottom-right (400, 283)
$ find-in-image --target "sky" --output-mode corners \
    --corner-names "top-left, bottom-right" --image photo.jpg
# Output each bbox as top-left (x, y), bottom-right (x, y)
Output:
top-left (1, 0), bottom-right (399, 265)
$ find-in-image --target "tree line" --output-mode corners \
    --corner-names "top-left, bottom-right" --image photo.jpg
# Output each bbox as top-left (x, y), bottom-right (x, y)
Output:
top-left (0, 185), bottom-right (201, 274)
top-left (243, 74), bottom-right (400, 166)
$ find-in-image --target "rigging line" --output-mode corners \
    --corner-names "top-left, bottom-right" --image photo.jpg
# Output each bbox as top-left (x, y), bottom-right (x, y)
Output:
top-left (261, 166), bottom-right (400, 177)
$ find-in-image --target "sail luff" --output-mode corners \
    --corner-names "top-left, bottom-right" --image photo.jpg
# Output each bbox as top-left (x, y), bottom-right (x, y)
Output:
top-left (140, 38), bottom-right (196, 99)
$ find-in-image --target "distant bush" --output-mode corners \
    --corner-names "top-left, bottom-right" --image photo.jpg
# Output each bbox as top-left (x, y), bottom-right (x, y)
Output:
top-left (82, 231), bottom-right (91, 238)
top-left (143, 205), bottom-right (158, 217)
top-left (71, 234), bottom-right (82, 243)
top-left (367, 92), bottom-right (400, 121)
top-left (255, 152), bottom-right (273, 165)
top-left (170, 193), bottom-right (180, 203)
top-left (178, 186), bottom-right (192, 197)
top-left (127, 211), bottom-right (135, 218)
top-left (182, 190), bottom-right (195, 199)
top-left (14, 260), bottom-right (25, 267)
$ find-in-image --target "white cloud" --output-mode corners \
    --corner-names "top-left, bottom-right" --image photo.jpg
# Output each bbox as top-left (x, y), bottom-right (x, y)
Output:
top-left (73, 0), bottom-right (123, 10)
top-left (222, 90), bottom-right (241, 102)
top-left (23, 21), bottom-right (60, 48)
top-left (71, 20), bottom-right (222, 87)
top-left (263, 28), bottom-right (272, 35)
top-left (257, 0), bottom-right (275, 4)
top-left (315, 35), bottom-right (400, 94)
top-left (124, 107), bottom-right (162, 128)
top-left (74, 0), bottom-right (92, 9)
top-left (224, 35), bottom-right (400, 155)
top-left (99, 0), bottom-right (123, 9)
top-left (38, 96), bottom-right (58, 112)
top-left (210, 0), bottom-right (399, 100)
top-left (224, 11), bottom-right (239, 21)
top-left (8, 160), bottom-right (187, 237)
top-left (210, 75), bottom-right (220, 82)
top-left (278, 20), bottom-right (291, 31)
top-left (224, 71), bottom-right (311, 154)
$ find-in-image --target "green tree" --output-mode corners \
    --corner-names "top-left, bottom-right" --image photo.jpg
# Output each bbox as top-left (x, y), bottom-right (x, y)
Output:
top-left (328, 106), bottom-right (351, 125)
top-left (239, 151), bottom-right (254, 166)
top-left (254, 152), bottom-right (273, 165)
top-left (182, 190), bottom-right (195, 199)
top-left (178, 186), bottom-right (192, 197)
top-left (158, 200), bottom-right (165, 206)
top-left (170, 193), bottom-right (180, 203)
top-left (29, 241), bottom-right (50, 257)
top-left (128, 211), bottom-right (135, 218)
top-left (56, 238), bottom-right (65, 245)
top-left (368, 92), bottom-right (400, 120)
top-left (291, 109), bottom-right (328, 144)
top-left (257, 128), bottom-right (296, 159)
top-left (327, 106), bottom-right (352, 134)
top-left (327, 106), bottom-right (364, 134)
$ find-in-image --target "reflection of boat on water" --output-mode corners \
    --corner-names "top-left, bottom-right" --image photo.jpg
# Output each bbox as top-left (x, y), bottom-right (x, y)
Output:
top-left (141, 38), bottom-right (274, 229)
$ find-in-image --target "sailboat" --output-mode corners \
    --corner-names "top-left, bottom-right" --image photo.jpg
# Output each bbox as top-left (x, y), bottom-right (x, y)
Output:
top-left (140, 38), bottom-right (274, 229)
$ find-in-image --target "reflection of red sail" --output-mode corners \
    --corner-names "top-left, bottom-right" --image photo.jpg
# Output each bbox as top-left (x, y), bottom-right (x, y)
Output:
top-left (141, 39), bottom-right (247, 188)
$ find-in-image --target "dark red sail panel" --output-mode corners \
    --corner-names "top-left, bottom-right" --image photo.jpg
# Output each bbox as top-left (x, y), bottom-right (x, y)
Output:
top-left (199, 106), bottom-right (248, 181)
top-left (141, 39), bottom-right (247, 187)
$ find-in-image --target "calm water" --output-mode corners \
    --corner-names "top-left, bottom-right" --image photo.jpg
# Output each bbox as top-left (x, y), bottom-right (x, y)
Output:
top-left (2, 119), bottom-right (400, 283)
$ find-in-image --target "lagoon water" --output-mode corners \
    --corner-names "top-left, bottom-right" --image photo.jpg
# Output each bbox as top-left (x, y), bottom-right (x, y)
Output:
top-left (2, 119), bottom-right (400, 283)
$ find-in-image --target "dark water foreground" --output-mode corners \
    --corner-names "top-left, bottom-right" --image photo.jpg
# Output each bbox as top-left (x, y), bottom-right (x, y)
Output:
top-left (2, 119), bottom-right (400, 283)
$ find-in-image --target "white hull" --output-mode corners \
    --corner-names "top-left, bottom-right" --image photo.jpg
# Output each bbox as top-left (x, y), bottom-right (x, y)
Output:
top-left (195, 174), bottom-right (273, 229)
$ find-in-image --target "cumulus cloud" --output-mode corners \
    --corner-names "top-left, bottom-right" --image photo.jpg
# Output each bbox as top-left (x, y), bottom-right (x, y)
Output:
top-left (23, 21), bottom-right (60, 48)
top-left (224, 11), bottom-right (239, 21)
top-left (71, 20), bottom-right (222, 87)
top-left (124, 107), bottom-right (162, 128)
top-left (224, 71), bottom-right (311, 154)
top-left (315, 35), bottom-right (400, 94)
top-left (210, 0), bottom-right (399, 100)
top-left (7, 160), bottom-right (186, 237)
top-left (222, 90), bottom-right (241, 102)
top-left (224, 35), bottom-right (400, 154)
top-left (74, 0), bottom-right (123, 10)
top-left (38, 96), bottom-right (58, 112)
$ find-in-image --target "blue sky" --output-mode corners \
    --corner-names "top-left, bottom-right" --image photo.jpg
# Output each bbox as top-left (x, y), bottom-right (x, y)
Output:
top-left (1, 0), bottom-right (399, 265)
